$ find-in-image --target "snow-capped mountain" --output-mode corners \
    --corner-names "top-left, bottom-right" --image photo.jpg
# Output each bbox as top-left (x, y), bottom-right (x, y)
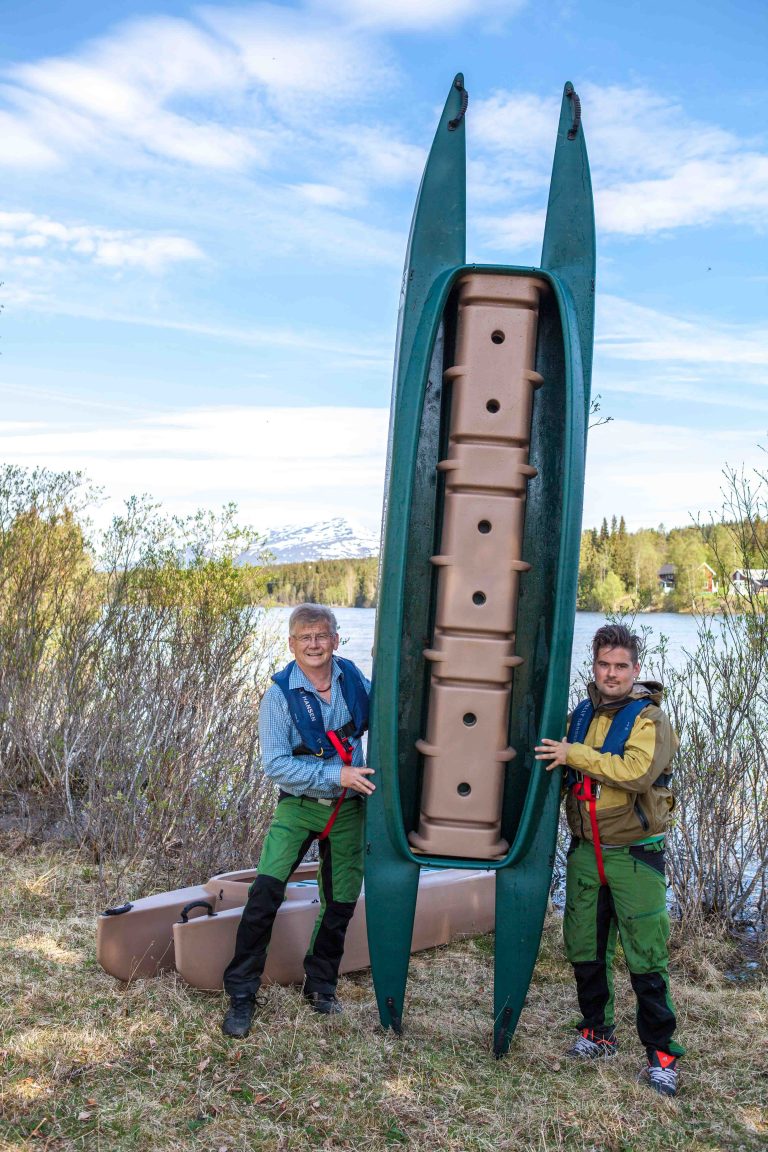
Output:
top-left (237, 518), bottom-right (381, 565)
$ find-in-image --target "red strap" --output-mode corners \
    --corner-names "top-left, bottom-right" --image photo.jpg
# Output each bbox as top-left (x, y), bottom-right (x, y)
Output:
top-left (326, 729), bottom-right (354, 765)
top-left (319, 730), bottom-right (353, 839)
top-left (573, 776), bottom-right (607, 885)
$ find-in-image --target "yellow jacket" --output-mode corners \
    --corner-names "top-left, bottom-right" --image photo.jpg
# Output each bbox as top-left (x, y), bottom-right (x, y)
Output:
top-left (563, 681), bottom-right (678, 846)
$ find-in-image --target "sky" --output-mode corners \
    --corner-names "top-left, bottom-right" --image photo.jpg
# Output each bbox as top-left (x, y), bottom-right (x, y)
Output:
top-left (1, 0), bottom-right (767, 541)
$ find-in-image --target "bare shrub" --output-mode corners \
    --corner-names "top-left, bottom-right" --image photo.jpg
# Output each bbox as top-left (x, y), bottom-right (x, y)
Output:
top-left (652, 465), bottom-right (768, 929)
top-left (0, 467), bottom-right (281, 892)
top-left (561, 489), bottom-right (768, 931)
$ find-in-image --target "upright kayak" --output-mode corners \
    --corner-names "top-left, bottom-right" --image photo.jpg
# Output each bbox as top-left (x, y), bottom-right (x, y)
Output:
top-left (364, 75), bottom-right (595, 1056)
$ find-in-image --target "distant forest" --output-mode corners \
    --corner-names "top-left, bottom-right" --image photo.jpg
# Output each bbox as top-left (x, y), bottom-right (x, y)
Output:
top-left (242, 557), bottom-right (379, 609)
top-left (245, 514), bottom-right (768, 612)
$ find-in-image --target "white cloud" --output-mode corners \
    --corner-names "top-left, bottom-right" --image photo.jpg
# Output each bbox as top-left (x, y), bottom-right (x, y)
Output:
top-left (475, 208), bottom-right (545, 254)
top-left (198, 3), bottom-right (390, 102)
top-left (290, 182), bottom-right (360, 209)
top-left (0, 109), bottom-right (59, 168)
top-left (474, 81), bottom-right (768, 240)
top-left (597, 295), bottom-right (768, 366)
top-left (1, 14), bottom-right (272, 172)
top-left (0, 211), bottom-right (204, 273)
top-left (314, 0), bottom-right (526, 31)
top-left (0, 406), bottom-right (390, 532)
top-left (598, 156), bottom-right (768, 235)
top-left (584, 419), bottom-right (767, 531)
top-left (472, 91), bottom-right (555, 162)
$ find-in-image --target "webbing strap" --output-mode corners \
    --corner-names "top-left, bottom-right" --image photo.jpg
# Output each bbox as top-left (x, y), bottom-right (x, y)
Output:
top-left (567, 697), bottom-right (650, 886)
top-left (318, 729), bottom-right (352, 839)
top-left (573, 776), bottom-right (607, 885)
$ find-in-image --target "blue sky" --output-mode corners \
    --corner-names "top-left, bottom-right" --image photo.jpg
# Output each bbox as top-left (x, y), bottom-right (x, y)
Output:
top-left (2, 0), bottom-right (767, 539)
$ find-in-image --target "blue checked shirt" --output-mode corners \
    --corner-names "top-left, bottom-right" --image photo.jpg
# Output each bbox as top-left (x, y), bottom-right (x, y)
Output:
top-left (258, 656), bottom-right (370, 799)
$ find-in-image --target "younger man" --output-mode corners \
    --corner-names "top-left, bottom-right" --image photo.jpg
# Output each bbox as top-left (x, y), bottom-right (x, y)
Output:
top-left (535, 623), bottom-right (683, 1096)
top-left (221, 604), bottom-right (373, 1038)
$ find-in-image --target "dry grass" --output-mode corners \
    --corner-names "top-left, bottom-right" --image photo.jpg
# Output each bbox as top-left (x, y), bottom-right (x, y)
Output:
top-left (1, 844), bottom-right (766, 1152)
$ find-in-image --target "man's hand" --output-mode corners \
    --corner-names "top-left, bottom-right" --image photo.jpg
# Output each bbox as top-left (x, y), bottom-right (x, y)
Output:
top-left (341, 764), bottom-right (376, 795)
top-left (534, 738), bottom-right (570, 771)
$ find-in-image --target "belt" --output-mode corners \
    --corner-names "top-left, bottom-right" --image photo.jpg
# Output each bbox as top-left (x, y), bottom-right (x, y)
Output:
top-left (278, 789), bottom-right (353, 807)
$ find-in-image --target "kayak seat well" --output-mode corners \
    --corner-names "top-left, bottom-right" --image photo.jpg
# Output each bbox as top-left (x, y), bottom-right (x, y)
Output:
top-left (409, 273), bottom-right (545, 860)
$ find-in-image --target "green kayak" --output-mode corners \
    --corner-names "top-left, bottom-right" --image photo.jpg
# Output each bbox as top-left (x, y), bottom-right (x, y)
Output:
top-left (364, 74), bottom-right (595, 1056)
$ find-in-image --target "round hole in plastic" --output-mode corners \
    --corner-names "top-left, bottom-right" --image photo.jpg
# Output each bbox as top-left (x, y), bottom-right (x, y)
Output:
top-left (462, 713), bottom-right (477, 727)
top-left (486, 398), bottom-right (500, 413)
top-left (472, 591), bottom-right (486, 605)
top-left (457, 782), bottom-right (472, 796)
top-left (491, 330), bottom-right (505, 345)
top-left (478, 520), bottom-right (492, 534)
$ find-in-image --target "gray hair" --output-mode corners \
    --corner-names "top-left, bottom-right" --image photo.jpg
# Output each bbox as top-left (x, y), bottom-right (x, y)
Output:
top-left (288, 603), bottom-right (339, 636)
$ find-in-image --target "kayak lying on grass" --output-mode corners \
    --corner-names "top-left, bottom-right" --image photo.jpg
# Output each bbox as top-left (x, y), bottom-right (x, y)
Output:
top-left (96, 865), bottom-right (494, 989)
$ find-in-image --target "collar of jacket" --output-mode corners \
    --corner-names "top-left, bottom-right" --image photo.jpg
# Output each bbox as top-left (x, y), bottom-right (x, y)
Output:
top-left (586, 679), bottom-right (664, 713)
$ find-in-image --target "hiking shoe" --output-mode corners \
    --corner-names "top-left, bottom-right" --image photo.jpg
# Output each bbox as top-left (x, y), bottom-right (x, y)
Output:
top-left (565, 1027), bottom-right (618, 1060)
top-left (642, 1051), bottom-right (678, 1097)
top-left (222, 994), bottom-right (258, 1038)
top-left (304, 991), bottom-right (343, 1016)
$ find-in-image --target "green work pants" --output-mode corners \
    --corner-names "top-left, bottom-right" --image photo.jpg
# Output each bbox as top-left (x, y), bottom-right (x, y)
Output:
top-left (564, 837), bottom-right (684, 1058)
top-left (223, 793), bottom-right (364, 998)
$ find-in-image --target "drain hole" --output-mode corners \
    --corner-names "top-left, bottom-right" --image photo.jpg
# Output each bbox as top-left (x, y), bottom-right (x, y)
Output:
top-left (491, 330), bottom-right (505, 345)
top-left (486, 399), bottom-right (500, 413)
top-left (472, 591), bottom-right (486, 605)
top-left (463, 713), bottom-right (477, 727)
top-left (478, 520), bottom-right (491, 534)
top-left (457, 782), bottom-right (472, 796)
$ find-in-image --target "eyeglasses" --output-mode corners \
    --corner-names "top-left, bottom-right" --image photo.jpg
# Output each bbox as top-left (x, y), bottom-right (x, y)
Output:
top-left (291, 632), bottom-right (334, 646)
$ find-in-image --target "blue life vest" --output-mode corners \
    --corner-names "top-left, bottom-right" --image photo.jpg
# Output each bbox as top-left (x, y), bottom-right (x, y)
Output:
top-left (271, 656), bottom-right (369, 759)
top-left (565, 697), bottom-right (650, 789)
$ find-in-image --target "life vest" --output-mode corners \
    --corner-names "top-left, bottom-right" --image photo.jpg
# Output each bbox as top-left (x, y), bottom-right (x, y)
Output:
top-left (566, 696), bottom-right (651, 885)
top-left (567, 696), bottom-right (650, 763)
top-left (271, 656), bottom-right (369, 760)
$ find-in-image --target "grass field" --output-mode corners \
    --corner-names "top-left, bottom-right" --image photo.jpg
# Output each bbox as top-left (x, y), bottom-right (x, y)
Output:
top-left (1, 844), bottom-right (766, 1151)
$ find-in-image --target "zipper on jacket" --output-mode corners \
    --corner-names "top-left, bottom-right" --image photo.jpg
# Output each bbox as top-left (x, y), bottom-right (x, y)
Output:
top-left (634, 798), bottom-right (649, 831)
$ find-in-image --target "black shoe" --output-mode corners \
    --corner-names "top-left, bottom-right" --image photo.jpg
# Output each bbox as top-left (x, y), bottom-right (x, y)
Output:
top-left (642, 1051), bottom-right (679, 1097)
top-left (222, 994), bottom-right (257, 1038)
top-left (304, 991), bottom-right (343, 1016)
top-left (565, 1027), bottom-right (618, 1060)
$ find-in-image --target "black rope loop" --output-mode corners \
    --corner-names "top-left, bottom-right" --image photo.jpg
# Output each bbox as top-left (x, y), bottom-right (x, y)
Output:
top-left (448, 79), bottom-right (469, 131)
top-left (566, 83), bottom-right (581, 140)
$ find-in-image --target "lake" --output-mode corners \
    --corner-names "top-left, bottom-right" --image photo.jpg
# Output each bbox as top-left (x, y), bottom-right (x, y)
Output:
top-left (265, 607), bottom-right (706, 682)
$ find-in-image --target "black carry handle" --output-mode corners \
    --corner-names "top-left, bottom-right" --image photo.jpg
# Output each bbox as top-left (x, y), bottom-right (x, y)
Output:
top-left (179, 900), bottom-right (216, 923)
top-left (102, 902), bottom-right (133, 916)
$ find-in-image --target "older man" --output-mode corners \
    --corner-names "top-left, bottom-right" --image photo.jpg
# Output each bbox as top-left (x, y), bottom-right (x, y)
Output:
top-left (535, 622), bottom-right (684, 1097)
top-left (222, 603), bottom-right (374, 1038)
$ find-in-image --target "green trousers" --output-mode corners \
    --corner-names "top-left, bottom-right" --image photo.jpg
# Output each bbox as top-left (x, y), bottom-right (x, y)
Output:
top-left (564, 837), bottom-right (684, 1058)
top-left (223, 793), bottom-right (364, 998)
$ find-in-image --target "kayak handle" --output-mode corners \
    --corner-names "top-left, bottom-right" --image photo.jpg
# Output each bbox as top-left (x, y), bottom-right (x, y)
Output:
top-left (566, 83), bottom-right (581, 140)
top-left (102, 902), bottom-right (133, 916)
top-left (180, 900), bottom-right (216, 923)
top-left (448, 78), bottom-right (469, 131)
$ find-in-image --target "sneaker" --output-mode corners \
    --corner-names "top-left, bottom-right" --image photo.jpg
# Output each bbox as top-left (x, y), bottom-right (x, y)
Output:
top-left (565, 1027), bottom-right (618, 1060)
top-left (304, 991), bottom-right (343, 1016)
top-left (642, 1051), bottom-right (678, 1097)
top-left (222, 994), bottom-right (258, 1038)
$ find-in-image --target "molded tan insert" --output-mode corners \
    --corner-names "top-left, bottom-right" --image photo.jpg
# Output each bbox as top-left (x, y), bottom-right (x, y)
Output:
top-left (408, 273), bottom-right (544, 859)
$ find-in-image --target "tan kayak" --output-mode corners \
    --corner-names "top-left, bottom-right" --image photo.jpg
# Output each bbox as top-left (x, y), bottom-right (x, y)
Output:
top-left (97, 865), bottom-right (494, 989)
